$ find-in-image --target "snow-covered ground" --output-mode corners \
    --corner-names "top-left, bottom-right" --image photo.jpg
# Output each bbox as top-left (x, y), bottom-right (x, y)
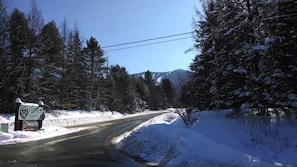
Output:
top-left (0, 110), bottom-right (158, 145)
top-left (112, 109), bottom-right (297, 167)
top-left (1, 109), bottom-right (297, 166)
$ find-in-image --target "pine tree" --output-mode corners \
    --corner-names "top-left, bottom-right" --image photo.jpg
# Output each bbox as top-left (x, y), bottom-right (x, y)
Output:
top-left (143, 71), bottom-right (154, 109)
top-left (144, 70), bottom-right (154, 85)
top-left (28, 0), bottom-right (44, 36)
top-left (83, 36), bottom-right (106, 110)
top-left (191, 0), bottom-right (254, 110)
top-left (143, 70), bottom-right (163, 110)
top-left (135, 77), bottom-right (149, 110)
top-left (160, 78), bottom-right (177, 107)
top-left (36, 21), bottom-right (63, 108)
top-left (262, 0), bottom-right (297, 108)
top-left (101, 75), bottom-right (118, 111)
top-left (25, 0), bottom-right (44, 101)
top-left (62, 28), bottom-right (85, 109)
top-left (57, 18), bottom-right (69, 106)
top-left (8, 9), bottom-right (30, 108)
top-left (109, 65), bottom-right (139, 113)
top-left (0, 0), bottom-right (9, 86)
top-left (180, 79), bottom-right (196, 107)
top-left (210, 0), bottom-right (253, 111)
top-left (190, 0), bottom-right (297, 112)
top-left (0, 0), bottom-right (11, 112)
top-left (190, 0), bottom-right (221, 110)
top-left (60, 18), bottom-right (68, 77)
top-left (84, 36), bottom-right (105, 78)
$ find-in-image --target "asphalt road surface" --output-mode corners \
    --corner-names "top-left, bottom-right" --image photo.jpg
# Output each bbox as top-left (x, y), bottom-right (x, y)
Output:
top-left (0, 112), bottom-right (163, 167)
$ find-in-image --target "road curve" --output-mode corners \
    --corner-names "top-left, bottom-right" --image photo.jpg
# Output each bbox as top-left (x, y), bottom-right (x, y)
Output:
top-left (0, 112), bottom-right (163, 167)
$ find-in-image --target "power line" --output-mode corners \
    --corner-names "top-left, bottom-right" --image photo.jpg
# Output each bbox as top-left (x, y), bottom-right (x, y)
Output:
top-left (74, 0), bottom-right (179, 23)
top-left (42, 0), bottom-right (179, 24)
top-left (102, 31), bottom-right (194, 49)
top-left (44, 0), bottom-right (97, 13)
top-left (105, 36), bottom-right (192, 52)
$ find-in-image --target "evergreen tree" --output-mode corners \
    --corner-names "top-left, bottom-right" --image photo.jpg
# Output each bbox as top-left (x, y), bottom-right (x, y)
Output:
top-left (7, 9), bottom-right (30, 109)
top-left (101, 75), bottom-right (118, 111)
top-left (25, 0), bottom-right (44, 101)
top-left (28, 0), bottom-right (44, 36)
top-left (192, 1), bottom-right (253, 111)
top-left (59, 18), bottom-right (69, 105)
top-left (60, 18), bottom-right (69, 73)
top-left (62, 28), bottom-right (85, 109)
top-left (190, 0), bottom-right (220, 110)
top-left (36, 21), bottom-right (63, 108)
top-left (143, 70), bottom-right (154, 85)
top-left (160, 78), bottom-right (176, 107)
top-left (135, 77), bottom-right (148, 101)
top-left (143, 70), bottom-right (163, 110)
top-left (190, 0), bottom-right (297, 112)
top-left (262, 0), bottom-right (297, 108)
top-left (83, 36), bottom-right (106, 110)
top-left (0, 0), bottom-right (11, 112)
top-left (135, 77), bottom-right (149, 110)
top-left (0, 0), bottom-right (9, 82)
top-left (210, 0), bottom-right (252, 111)
top-left (109, 65), bottom-right (138, 113)
top-left (84, 36), bottom-right (105, 78)
top-left (180, 79), bottom-right (196, 107)
top-left (240, 0), bottom-right (270, 110)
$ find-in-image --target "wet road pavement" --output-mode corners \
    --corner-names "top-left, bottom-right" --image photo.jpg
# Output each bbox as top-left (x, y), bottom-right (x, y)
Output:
top-left (0, 113), bottom-right (162, 167)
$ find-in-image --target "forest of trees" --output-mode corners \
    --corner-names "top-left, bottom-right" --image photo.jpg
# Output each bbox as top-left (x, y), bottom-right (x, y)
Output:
top-left (184, 0), bottom-right (297, 114)
top-left (3, 0), bottom-right (295, 115)
top-left (0, 0), bottom-right (179, 113)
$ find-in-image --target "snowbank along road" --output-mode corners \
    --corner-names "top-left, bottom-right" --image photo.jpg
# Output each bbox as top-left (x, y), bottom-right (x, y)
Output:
top-left (0, 112), bottom-right (162, 167)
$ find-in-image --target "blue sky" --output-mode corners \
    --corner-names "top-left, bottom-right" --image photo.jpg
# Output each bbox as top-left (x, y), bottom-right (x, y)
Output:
top-left (8, 0), bottom-right (201, 74)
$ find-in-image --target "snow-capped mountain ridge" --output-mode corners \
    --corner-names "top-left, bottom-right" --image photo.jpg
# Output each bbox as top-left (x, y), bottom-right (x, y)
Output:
top-left (132, 69), bottom-right (189, 90)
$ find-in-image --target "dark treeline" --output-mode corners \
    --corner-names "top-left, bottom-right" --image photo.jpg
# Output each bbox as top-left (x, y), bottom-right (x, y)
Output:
top-left (183, 0), bottom-right (297, 114)
top-left (0, 0), bottom-right (180, 113)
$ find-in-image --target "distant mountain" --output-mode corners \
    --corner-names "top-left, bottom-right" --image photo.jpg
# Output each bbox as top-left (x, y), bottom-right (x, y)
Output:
top-left (131, 69), bottom-right (190, 91)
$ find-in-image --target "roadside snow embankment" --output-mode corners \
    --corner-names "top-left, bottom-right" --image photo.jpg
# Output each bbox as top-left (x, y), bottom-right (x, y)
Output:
top-left (113, 110), bottom-right (297, 167)
top-left (0, 110), bottom-right (124, 145)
